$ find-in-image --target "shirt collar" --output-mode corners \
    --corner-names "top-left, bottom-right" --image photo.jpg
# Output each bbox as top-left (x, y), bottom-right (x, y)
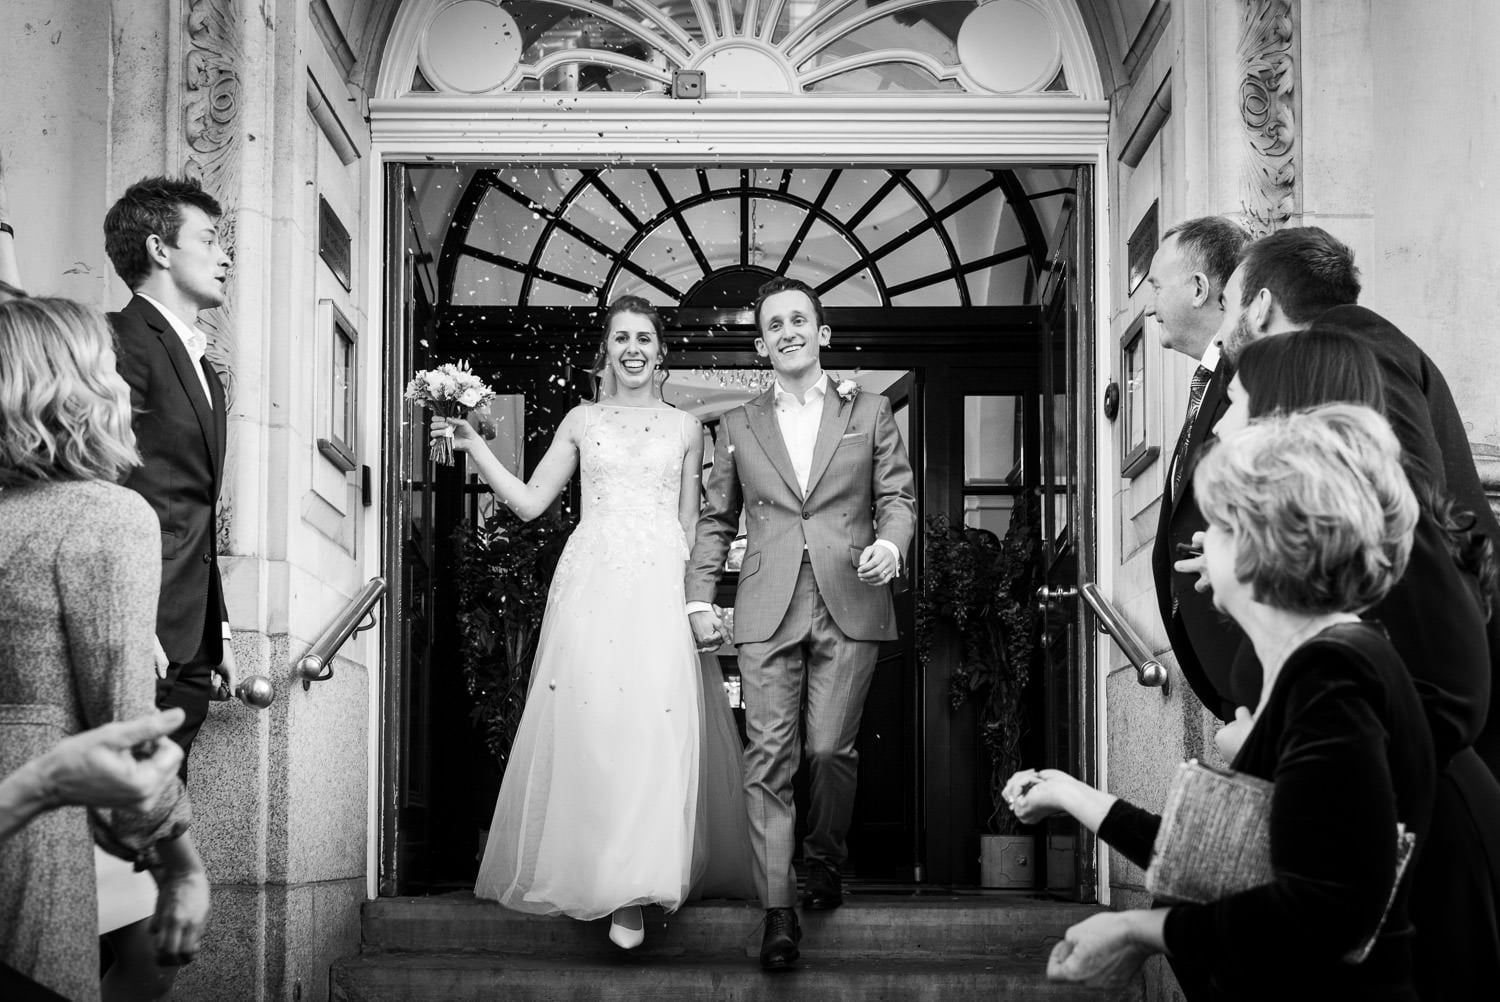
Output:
top-left (773, 373), bottom-right (829, 405)
top-left (137, 293), bottom-right (202, 352)
top-left (1198, 341), bottom-right (1222, 372)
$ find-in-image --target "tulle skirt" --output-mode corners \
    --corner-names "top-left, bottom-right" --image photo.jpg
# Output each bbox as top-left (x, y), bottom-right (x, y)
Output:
top-left (474, 524), bottom-right (753, 919)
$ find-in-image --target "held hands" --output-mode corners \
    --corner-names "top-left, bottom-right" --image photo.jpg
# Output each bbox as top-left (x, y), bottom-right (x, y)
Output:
top-left (1001, 768), bottom-right (1078, 825)
top-left (689, 608), bottom-right (725, 653)
top-left (1047, 911), bottom-right (1156, 988)
top-left (1214, 706), bottom-right (1254, 761)
top-left (35, 709), bottom-right (185, 812)
top-left (1172, 530), bottom-right (1211, 594)
top-left (856, 543), bottom-right (898, 586)
top-left (430, 415), bottom-right (479, 454)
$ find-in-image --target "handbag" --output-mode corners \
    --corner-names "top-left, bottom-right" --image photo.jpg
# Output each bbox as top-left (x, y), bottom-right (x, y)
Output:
top-left (1144, 758), bottom-right (1415, 964)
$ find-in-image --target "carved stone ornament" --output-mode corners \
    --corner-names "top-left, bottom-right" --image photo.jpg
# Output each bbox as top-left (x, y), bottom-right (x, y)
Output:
top-left (1237, 0), bottom-right (1298, 237)
top-left (183, 0), bottom-right (241, 546)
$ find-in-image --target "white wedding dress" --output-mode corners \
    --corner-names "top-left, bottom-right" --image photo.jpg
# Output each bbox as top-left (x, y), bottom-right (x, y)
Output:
top-left (474, 403), bottom-right (754, 919)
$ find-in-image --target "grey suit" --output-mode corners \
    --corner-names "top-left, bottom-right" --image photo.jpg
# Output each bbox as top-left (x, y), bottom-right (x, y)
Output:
top-left (688, 380), bottom-right (916, 907)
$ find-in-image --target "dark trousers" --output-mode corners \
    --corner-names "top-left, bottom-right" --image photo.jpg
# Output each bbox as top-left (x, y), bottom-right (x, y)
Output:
top-left (155, 613), bottom-right (219, 780)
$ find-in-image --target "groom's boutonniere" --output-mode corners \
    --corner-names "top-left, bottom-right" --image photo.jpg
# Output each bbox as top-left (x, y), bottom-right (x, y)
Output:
top-left (835, 378), bottom-right (860, 404)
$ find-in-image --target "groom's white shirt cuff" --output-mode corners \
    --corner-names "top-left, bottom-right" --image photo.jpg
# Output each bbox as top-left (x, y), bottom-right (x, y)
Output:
top-left (684, 539), bottom-right (903, 616)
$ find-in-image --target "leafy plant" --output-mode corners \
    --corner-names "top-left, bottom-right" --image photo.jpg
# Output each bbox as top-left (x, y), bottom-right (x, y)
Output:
top-left (916, 490), bottom-right (1043, 835)
top-left (452, 505), bottom-right (576, 769)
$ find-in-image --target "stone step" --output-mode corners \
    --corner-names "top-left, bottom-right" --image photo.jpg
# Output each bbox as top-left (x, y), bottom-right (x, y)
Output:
top-left (330, 951), bottom-right (1142, 1002)
top-left (360, 892), bottom-right (1104, 960)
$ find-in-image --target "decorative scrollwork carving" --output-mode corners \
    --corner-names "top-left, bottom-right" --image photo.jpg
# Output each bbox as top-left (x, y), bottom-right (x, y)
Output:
top-left (183, 0), bottom-right (241, 547)
top-left (1237, 0), bottom-right (1298, 237)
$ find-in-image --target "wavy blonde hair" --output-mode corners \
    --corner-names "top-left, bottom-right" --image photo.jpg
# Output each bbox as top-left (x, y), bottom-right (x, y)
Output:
top-left (0, 296), bottom-right (139, 486)
top-left (1194, 403), bottom-right (1417, 615)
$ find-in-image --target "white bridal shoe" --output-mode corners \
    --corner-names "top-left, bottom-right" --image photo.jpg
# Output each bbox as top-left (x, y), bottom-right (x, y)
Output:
top-left (609, 906), bottom-right (644, 950)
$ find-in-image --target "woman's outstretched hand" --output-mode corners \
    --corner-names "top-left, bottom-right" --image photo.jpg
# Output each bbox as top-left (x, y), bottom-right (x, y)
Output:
top-left (431, 415), bottom-right (479, 454)
top-left (1047, 910), bottom-right (1158, 988)
top-left (1001, 768), bottom-right (1077, 825)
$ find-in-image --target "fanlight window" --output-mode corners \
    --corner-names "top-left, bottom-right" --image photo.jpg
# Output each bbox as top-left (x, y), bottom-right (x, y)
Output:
top-left (402, 0), bottom-right (1081, 96)
top-left (419, 165), bottom-right (1072, 309)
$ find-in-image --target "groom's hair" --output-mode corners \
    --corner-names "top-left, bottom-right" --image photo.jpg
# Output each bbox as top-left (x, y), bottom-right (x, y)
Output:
top-left (753, 276), bottom-right (824, 332)
top-left (104, 175), bottom-right (223, 290)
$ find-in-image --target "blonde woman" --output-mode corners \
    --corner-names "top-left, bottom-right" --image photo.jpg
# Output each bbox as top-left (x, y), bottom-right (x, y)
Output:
top-left (0, 297), bottom-right (209, 1002)
top-left (1006, 405), bottom-right (1434, 1001)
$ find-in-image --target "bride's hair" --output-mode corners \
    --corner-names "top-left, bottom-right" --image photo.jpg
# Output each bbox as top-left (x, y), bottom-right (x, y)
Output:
top-left (590, 295), bottom-right (671, 401)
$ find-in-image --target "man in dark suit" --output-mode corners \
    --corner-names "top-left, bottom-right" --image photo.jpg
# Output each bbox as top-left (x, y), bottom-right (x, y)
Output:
top-left (1216, 225), bottom-right (1500, 768)
top-left (103, 176), bottom-right (235, 772)
top-left (1145, 217), bottom-right (1251, 722)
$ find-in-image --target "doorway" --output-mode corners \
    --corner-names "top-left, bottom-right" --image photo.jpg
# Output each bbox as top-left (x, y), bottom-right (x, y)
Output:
top-left (379, 163), bottom-right (1094, 894)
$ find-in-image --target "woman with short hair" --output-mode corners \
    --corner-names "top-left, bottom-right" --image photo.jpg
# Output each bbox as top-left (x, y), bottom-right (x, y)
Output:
top-left (0, 296), bottom-right (209, 1002)
top-left (1007, 405), bottom-right (1434, 1000)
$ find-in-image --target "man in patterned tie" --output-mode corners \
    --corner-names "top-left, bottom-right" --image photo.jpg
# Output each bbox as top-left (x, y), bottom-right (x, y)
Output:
top-left (1145, 216), bottom-right (1250, 722)
top-left (104, 177), bottom-right (236, 772)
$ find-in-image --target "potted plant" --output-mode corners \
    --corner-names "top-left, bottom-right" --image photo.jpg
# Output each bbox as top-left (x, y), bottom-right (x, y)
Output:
top-left (916, 490), bottom-right (1043, 887)
top-left (452, 505), bottom-right (575, 770)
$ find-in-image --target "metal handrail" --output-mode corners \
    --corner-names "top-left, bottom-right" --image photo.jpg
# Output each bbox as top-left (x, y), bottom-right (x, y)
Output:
top-left (1078, 582), bottom-right (1168, 688)
top-left (297, 577), bottom-right (388, 690)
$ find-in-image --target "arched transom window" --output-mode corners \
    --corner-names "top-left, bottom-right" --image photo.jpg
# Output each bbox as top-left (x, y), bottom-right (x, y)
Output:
top-left (419, 165), bottom-right (1072, 310)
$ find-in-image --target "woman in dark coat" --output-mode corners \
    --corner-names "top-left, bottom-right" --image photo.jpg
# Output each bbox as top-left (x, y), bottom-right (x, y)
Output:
top-left (1007, 404), bottom-right (1434, 1000)
top-left (1212, 328), bottom-right (1500, 1001)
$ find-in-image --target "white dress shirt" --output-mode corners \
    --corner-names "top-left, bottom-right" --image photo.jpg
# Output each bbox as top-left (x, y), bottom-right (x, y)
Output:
top-left (138, 292), bottom-right (214, 404)
top-left (773, 374), bottom-right (828, 497)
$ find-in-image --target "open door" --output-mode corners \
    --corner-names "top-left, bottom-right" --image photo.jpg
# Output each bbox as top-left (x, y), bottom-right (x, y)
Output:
top-left (1034, 171), bottom-right (1098, 901)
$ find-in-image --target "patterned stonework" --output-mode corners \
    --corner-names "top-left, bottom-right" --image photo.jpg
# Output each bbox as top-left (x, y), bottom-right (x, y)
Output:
top-left (183, 0), bottom-right (239, 402)
top-left (1237, 0), bottom-right (1298, 236)
top-left (183, 0), bottom-right (241, 547)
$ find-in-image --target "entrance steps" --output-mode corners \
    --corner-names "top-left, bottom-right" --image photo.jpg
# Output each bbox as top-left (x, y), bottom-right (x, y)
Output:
top-left (330, 892), bottom-right (1143, 1000)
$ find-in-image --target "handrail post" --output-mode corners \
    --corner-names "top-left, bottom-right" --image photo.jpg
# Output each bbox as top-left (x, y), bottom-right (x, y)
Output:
top-left (297, 577), bottom-right (389, 691)
top-left (1077, 582), bottom-right (1169, 689)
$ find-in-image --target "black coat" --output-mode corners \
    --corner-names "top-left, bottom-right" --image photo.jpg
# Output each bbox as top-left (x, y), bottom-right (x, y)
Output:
top-left (1101, 623), bottom-right (1434, 1001)
top-left (1313, 304), bottom-right (1500, 775)
top-left (110, 295), bottom-right (228, 666)
top-left (1151, 364), bottom-right (1242, 722)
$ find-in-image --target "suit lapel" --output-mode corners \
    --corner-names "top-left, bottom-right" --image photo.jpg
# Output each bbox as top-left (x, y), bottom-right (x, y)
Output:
top-left (745, 387), bottom-right (803, 498)
top-left (804, 384), bottom-right (855, 499)
top-left (130, 297), bottom-right (219, 473)
top-left (204, 357), bottom-right (227, 487)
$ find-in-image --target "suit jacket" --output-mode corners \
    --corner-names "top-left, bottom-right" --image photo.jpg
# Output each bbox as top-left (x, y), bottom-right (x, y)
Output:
top-left (687, 382), bottom-right (916, 645)
top-left (110, 295), bottom-right (228, 666)
top-left (1151, 364), bottom-right (1242, 721)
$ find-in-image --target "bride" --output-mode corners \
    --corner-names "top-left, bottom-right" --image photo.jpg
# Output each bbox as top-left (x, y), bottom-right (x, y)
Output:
top-left (432, 296), bottom-right (753, 949)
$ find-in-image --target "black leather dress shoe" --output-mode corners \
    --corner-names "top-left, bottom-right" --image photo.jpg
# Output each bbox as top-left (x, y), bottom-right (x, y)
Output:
top-left (759, 908), bottom-right (801, 970)
top-left (802, 860), bottom-right (844, 910)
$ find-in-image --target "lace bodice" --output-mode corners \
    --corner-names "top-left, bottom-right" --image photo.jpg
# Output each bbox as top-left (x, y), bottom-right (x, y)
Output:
top-left (579, 403), bottom-right (687, 522)
top-left (553, 403), bottom-right (692, 585)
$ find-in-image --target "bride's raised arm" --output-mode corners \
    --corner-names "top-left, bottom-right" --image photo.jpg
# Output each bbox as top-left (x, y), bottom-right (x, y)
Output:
top-left (433, 405), bottom-right (585, 521)
top-left (678, 412), bottom-right (706, 545)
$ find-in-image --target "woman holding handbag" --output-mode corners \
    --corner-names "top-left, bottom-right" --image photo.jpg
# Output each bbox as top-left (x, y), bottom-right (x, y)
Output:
top-left (1007, 403), bottom-right (1434, 1000)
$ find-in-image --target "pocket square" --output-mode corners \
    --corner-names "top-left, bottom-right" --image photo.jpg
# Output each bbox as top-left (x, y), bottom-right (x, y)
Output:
top-left (840, 432), bottom-right (866, 439)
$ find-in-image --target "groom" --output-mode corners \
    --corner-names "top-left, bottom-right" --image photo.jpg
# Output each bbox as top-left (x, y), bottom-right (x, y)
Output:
top-left (687, 276), bottom-right (916, 970)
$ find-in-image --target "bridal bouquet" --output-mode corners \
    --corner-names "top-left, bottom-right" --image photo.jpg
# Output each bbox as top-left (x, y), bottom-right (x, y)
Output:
top-left (405, 361), bottom-right (496, 466)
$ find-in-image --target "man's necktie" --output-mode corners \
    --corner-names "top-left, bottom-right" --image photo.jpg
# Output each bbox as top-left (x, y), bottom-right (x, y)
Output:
top-left (1170, 364), bottom-right (1212, 499)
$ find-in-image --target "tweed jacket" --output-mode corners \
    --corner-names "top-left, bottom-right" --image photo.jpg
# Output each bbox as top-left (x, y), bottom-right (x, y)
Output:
top-left (688, 380), bottom-right (916, 645)
top-left (0, 480), bottom-right (190, 1002)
